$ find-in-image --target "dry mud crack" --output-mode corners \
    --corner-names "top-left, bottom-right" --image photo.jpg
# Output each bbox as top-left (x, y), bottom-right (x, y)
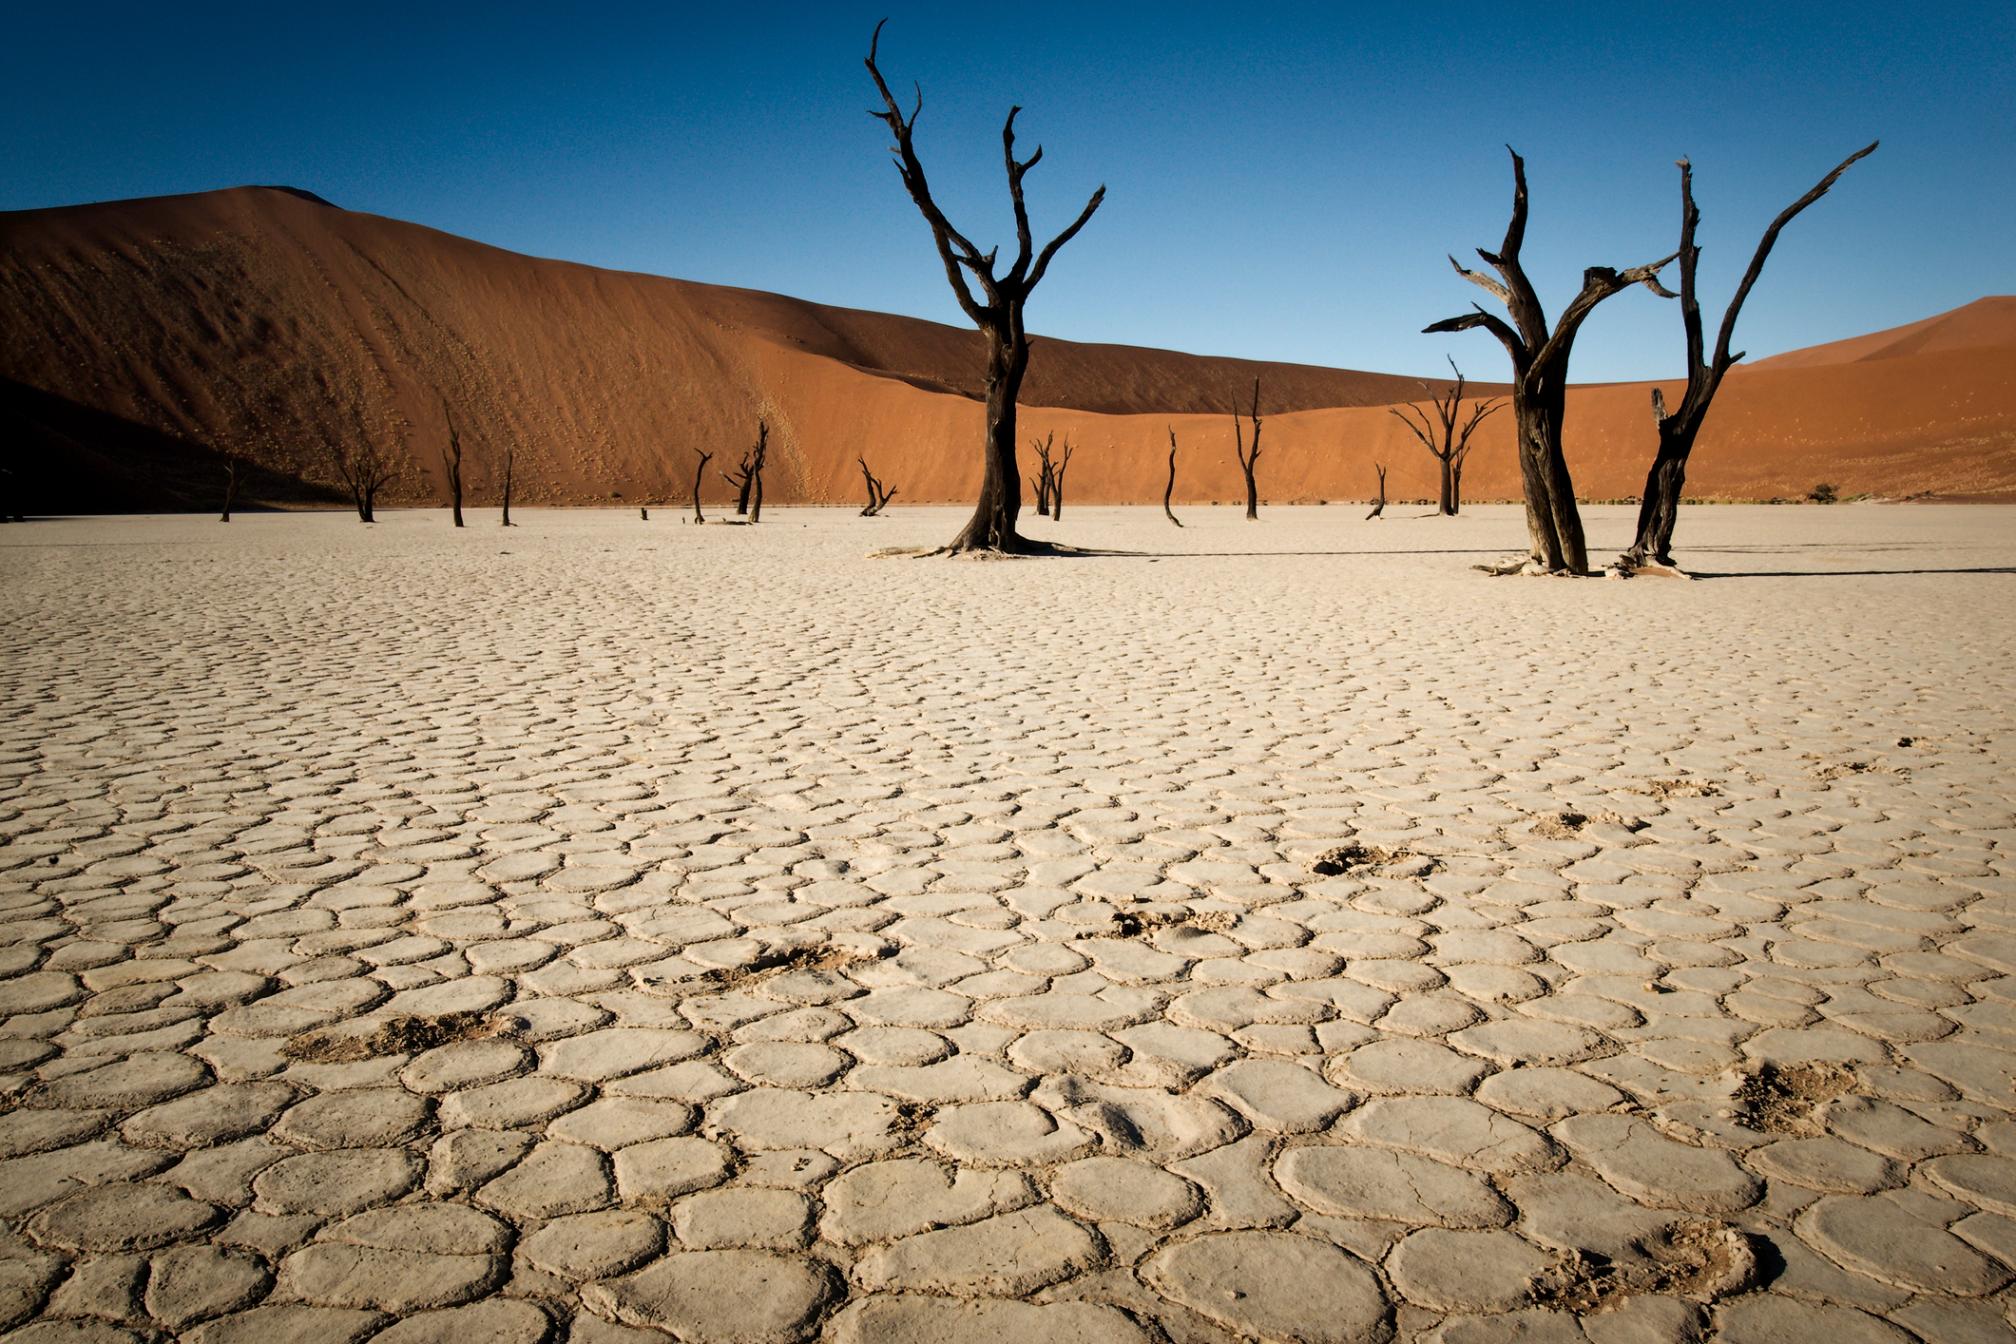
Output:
top-left (1, 504), bottom-right (2013, 1344)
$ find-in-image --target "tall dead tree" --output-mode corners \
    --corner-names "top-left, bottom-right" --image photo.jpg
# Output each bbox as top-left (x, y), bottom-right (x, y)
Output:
top-left (1366, 463), bottom-right (1388, 520)
top-left (1232, 378), bottom-right (1262, 520)
top-left (1050, 438), bottom-right (1075, 521)
top-left (219, 456), bottom-right (240, 522)
top-left (1619, 142), bottom-right (1877, 570)
top-left (1163, 427), bottom-right (1184, 527)
top-left (1030, 433), bottom-right (1056, 516)
top-left (867, 20), bottom-right (1105, 553)
top-left (442, 410), bottom-right (465, 527)
top-left (328, 439), bottom-right (396, 523)
top-left (1387, 357), bottom-right (1504, 515)
top-left (691, 448), bottom-right (713, 523)
top-left (746, 420), bottom-right (769, 524)
top-left (1426, 148), bottom-right (1678, 573)
top-left (858, 457), bottom-right (897, 515)
top-left (499, 442), bottom-right (515, 526)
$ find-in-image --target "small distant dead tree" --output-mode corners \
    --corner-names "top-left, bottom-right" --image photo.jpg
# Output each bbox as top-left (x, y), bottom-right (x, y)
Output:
top-left (1030, 433), bottom-right (1056, 516)
top-left (1232, 378), bottom-right (1262, 520)
top-left (691, 448), bottom-right (712, 523)
top-left (1426, 148), bottom-right (1678, 573)
top-left (441, 410), bottom-right (465, 527)
top-left (640, 506), bottom-right (650, 521)
top-left (746, 419), bottom-right (769, 524)
top-left (1366, 463), bottom-right (1388, 520)
top-left (219, 455), bottom-right (240, 522)
top-left (866, 20), bottom-right (1105, 553)
top-left (858, 456), bottom-right (897, 515)
top-left (1050, 438), bottom-right (1075, 521)
top-left (1619, 142), bottom-right (1877, 571)
top-left (329, 438), bottom-right (396, 523)
top-left (1387, 357), bottom-right (1503, 515)
top-left (499, 442), bottom-right (515, 526)
top-left (1163, 427), bottom-right (1184, 527)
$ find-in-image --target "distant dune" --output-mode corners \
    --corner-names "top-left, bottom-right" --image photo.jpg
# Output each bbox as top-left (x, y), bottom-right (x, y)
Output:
top-left (3, 186), bottom-right (2012, 512)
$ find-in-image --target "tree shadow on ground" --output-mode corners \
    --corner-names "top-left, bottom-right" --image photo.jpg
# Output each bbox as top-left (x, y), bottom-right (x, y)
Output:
top-left (1690, 566), bottom-right (2016, 579)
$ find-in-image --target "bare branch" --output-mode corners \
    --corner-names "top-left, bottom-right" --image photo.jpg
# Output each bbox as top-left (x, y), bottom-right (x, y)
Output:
top-left (1711, 140), bottom-right (1877, 375)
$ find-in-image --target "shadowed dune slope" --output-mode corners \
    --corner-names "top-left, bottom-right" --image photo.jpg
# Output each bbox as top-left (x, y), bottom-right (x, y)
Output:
top-left (3, 186), bottom-right (2012, 511)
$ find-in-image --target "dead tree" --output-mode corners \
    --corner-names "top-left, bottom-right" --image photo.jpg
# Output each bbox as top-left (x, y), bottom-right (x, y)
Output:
top-left (858, 457), bottom-right (897, 515)
top-left (1619, 143), bottom-right (1877, 570)
top-left (1387, 357), bottom-right (1504, 515)
top-left (499, 442), bottom-right (515, 526)
top-left (442, 410), bottom-right (465, 527)
top-left (867, 20), bottom-right (1105, 553)
top-left (719, 453), bottom-right (753, 515)
top-left (328, 438), bottom-right (396, 523)
top-left (746, 420), bottom-right (769, 524)
top-left (1050, 438), bottom-right (1075, 521)
top-left (691, 448), bottom-right (713, 523)
top-left (1426, 148), bottom-right (1678, 573)
top-left (1232, 378), bottom-right (1263, 520)
top-left (1366, 463), bottom-right (1388, 520)
top-left (1163, 427), bottom-right (1184, 527)
top-left (219, 456), bottom-right (240, 522)
top-left (1030, 433), bottom-right (1056, 516)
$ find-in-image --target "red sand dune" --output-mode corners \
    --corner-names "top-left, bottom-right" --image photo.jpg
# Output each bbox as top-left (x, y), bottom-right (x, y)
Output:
top-left (3, 186), bottom-right (2012, 512)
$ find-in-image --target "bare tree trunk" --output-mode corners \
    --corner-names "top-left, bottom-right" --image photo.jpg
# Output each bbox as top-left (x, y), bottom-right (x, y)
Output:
top-left (692, 449), bottom-right (713, 523)
top-left (747, 420), bottom-right (769, 524)
top-left (500, 443), bottom-right (515, 525)
top-left (1163, 427), bottom-right (1183, 527)
top-left (220, 457), bottom-right (239, 522)
top-left (1366, 463), bottom-right (1388, 520)
top-left (443, 414), bottom-right (465, 527)
top-left (946, 337), bottom-right (1028, 549)
top-left (1232, 378), bottom-right (1262, 520)
top-left (1450, 461), bottom-right (1463, 515)
top-left (1628, 426), bottom-right (1690, 564)
top-left (1049, 437), bottom-right (1073, 524)
top-left (735, 464), bottom-right (753, 516)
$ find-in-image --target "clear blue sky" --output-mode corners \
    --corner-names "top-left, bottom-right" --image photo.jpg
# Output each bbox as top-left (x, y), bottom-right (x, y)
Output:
top-left (5, 2), bottom-right (2010, 380)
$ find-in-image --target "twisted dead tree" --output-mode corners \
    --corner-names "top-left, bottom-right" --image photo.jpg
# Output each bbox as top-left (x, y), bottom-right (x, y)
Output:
top-left (1050, 438), bottom-right (1075, 520)
top-left (867, 20), bottom-right (1105, 553)
top-left (328, 438), bottom-right (396, 523)
top-left (857, 457), bottom-right (897, 515)
top-left (1030, 433), bottom-right (1056, 516)
top-left (1163, 427), bottom-right (1184, 527)
top-left (219, 456), bottom-right (240, 522)
top-left (442, 410), bottom-right (465, 527)
top-left (1366, 463), bottom-right (1388, 520)
top-left (1232, 378), bottom-right (1262, 520)
top-left (499, 442), bottom-right (515, 526)
top-left (1426, 148), bottom-right (1678, 573)
top-left (746, 419), bottom-right (769, 524)
top-left (1387, 357), bottom-right (1504, 515)
top-left (1619, 142), bottom-right (1877, 572)
top-left (690, 448), bottom-right (713, 523)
